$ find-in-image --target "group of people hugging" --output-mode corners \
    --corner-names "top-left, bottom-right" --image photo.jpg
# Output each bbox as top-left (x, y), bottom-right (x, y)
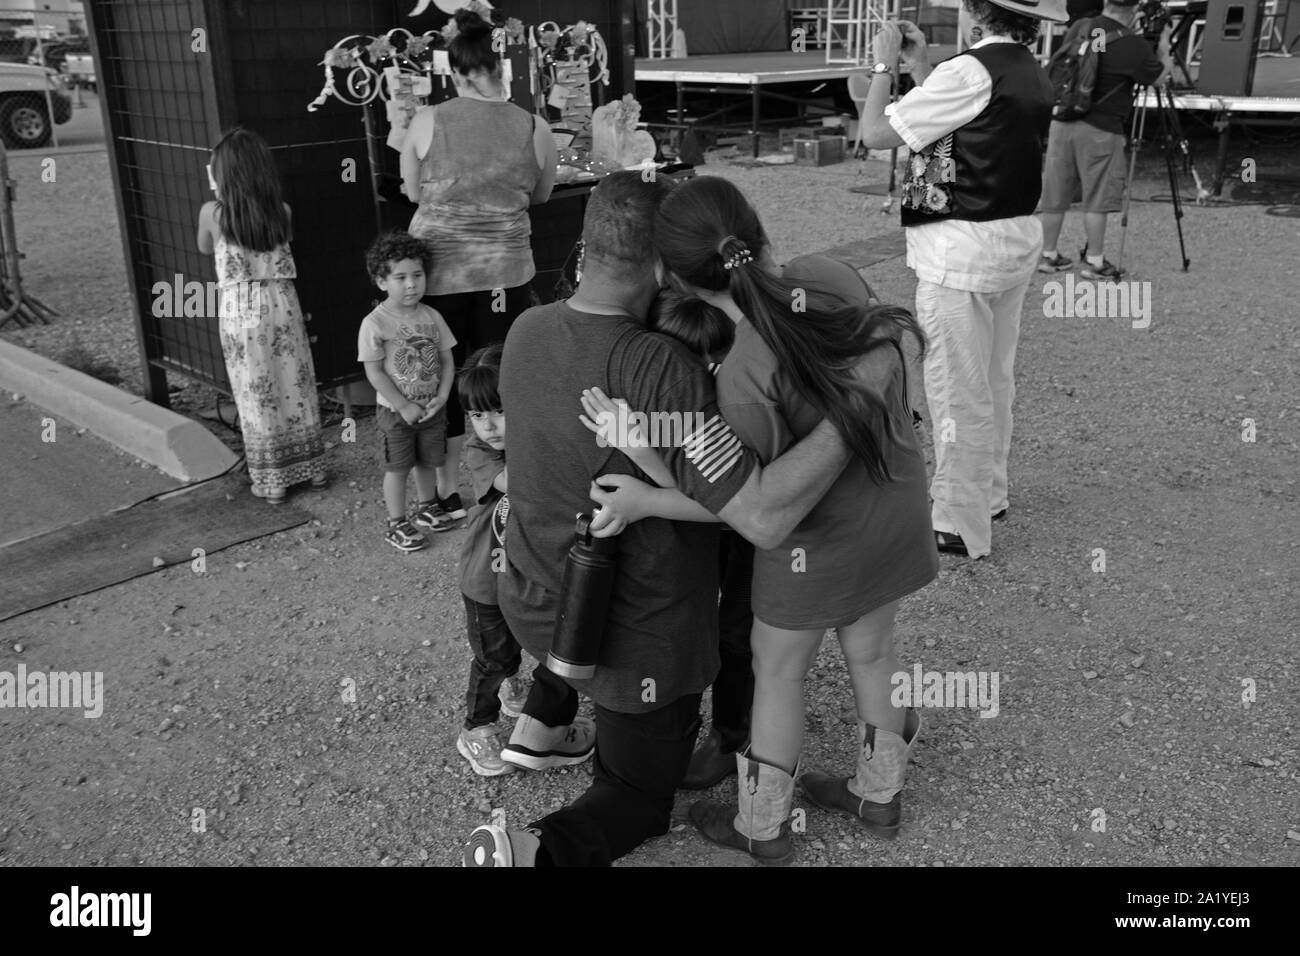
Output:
top-left (194, 0), bottom-right (1165, 865)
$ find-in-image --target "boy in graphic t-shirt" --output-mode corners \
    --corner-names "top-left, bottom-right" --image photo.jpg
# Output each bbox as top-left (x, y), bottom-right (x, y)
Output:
top-left (357, 232), bottom-right (457, 552)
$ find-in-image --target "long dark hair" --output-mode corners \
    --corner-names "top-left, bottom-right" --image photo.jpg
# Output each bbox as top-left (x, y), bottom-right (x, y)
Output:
top-left (448, 8), bottom-right (499, 76)
top-left (210, 127), bottom-right (290, 253)
top-left (654, 176), bottom-right (924, 483)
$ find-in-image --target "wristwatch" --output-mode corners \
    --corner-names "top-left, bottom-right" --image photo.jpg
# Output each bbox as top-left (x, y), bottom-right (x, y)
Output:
top-left (872, 61), bottom-right (894, 77)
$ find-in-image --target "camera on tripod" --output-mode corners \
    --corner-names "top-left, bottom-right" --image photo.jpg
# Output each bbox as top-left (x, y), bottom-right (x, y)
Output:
top-left (1135, 0), bottom-right (1172, 43)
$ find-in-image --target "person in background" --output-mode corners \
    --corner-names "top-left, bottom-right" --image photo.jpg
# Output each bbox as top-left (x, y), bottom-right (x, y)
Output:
top-left (357, 232), bottom-right (456, 553)
top-left (1039, 0), bottom-right (1172, 278)
top-left (1066, 0), bottom-right (1104, 25)
top-left (196, 126), bottom-right (327, 504)
top-left (855, 0), bottom-right (1064, 559)
top-left (401, 7), bottom-right (557, 528)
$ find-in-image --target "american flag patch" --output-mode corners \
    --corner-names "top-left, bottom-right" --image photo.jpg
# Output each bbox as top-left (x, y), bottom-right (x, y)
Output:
top-left (683, 414), bottom-right (743, 484)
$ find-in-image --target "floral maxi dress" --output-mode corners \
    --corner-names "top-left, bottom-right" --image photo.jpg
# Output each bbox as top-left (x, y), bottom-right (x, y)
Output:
top-left (214, 235), bottom-right (326, 492)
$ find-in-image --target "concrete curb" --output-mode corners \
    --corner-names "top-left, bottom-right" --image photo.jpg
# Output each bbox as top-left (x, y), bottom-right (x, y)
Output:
top-left (0, 339), bottom-right (237, 482)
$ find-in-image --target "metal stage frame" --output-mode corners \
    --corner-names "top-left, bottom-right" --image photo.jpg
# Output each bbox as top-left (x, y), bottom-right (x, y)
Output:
top-left (635, 51), bottom-right (871, 157)
top-left (1135, 88), bottom-right (1300, 195)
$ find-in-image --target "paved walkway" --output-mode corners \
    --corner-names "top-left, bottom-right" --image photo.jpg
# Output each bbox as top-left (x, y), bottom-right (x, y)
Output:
top-left (0, 397), bottom-right (177, 547)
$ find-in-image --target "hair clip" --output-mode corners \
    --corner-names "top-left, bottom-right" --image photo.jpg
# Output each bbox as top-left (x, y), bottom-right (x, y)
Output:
top-left (722, 247), bottom-right (754, 271)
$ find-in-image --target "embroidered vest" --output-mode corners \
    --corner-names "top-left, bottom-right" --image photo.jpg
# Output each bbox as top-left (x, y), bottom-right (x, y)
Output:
top-left (900, 43), bottom-right (1054, 226)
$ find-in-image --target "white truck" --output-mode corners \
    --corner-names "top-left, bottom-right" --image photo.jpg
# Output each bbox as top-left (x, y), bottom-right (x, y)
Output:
top-left (0, 61), bottom-right (72, 148)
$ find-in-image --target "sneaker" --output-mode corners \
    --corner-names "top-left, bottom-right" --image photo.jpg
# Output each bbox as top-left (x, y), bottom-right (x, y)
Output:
top-left (1078, 247), bottom-right (1124, 280)
top-left (438, 492), bottom-right (468, 521)
top-left (410, 500), bottom-right (454, 533)
top-left (497, 676), bottom-right (528, 719)
top-left (463, 825), bottom-right (541, 867)
top-left (1037, 252), bottom-right (1072, 272)
top-left (457, 725), bottom-right (517, 777)
top-left (385, 518), bottom-right (428, 552)
top-left (501, 714), bottom-right (596, 771)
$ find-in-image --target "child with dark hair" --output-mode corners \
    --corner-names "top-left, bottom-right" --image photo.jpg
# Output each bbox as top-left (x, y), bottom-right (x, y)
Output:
top-left (454, 342), bottom-right (530, 775)
top-left (196, 126), bottom-right (327, 503)
top-left (645, 289), bottom-right (752, 791)
top-left (358, 231), bottom-right (457, 552)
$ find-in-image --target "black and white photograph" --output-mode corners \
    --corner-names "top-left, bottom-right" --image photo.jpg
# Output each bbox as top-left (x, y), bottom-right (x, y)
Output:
top-left (0, 0), bottom-right (1295, 922)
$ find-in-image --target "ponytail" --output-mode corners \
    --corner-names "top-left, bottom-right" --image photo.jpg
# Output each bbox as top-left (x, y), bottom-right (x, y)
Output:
top-left (727, 263), bottom-right (922, 483)
top-left (654, 175), bottom-right (925, 483)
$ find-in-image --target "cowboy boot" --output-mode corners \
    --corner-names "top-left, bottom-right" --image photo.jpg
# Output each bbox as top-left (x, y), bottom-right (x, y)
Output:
top-left (688, 749), bottom-right (796, 865)
top-left (801, 708), bottom-right (922, 839)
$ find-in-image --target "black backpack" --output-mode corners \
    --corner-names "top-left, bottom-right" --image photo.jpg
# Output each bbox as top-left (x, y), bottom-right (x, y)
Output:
top-left (1048, 19), bottom-right (1128, 122)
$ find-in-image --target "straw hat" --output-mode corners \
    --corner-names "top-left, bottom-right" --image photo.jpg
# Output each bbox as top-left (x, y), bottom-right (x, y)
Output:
top-left (977, 0), bottom-right (1070, 22)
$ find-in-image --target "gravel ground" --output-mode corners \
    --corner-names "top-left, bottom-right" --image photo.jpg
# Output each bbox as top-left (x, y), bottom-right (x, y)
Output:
top-left (0, 131), bottom-right (1297, 868)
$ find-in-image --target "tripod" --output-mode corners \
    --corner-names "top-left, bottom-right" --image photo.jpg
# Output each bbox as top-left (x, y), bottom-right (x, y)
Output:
top-left (1115, 81), bottom-right (1196, 275)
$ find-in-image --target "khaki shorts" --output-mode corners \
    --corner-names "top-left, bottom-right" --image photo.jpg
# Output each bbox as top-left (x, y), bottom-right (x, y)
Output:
top-left (1040, 120), bottom-right (1127, 214)
top-left (376, 405), bottom-right (446, 473)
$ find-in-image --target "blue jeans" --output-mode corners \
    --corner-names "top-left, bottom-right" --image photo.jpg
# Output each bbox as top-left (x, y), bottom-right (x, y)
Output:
top-left (463, 595), bottom-right (521, 730)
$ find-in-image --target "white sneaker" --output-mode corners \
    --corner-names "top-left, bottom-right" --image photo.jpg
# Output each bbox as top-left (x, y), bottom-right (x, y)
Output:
top-left (500, 714), bottom-right (596, 771)
top-left (457, 725), bottom-right (516, 777)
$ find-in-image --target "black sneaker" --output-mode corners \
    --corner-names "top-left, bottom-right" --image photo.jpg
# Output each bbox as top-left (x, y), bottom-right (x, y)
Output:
top-left (411, 500), bottom-right (454, 533)
top-left (1037, 252), bottom-right (1072, 273)
top-left (385, 518), bottom-right (428, 552)
top-left (1078, 247), bottom-right (1124, 280)
top-left (437, 492), bottom-right (468, 521)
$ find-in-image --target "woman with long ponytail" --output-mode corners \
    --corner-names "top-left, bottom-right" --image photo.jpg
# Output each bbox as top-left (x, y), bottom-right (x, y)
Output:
top-left (588, 175), bottom-right (938, 863)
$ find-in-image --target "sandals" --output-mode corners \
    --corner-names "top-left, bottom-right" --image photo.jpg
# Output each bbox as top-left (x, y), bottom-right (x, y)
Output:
top-left (250, 484), bottom-right (286, 504)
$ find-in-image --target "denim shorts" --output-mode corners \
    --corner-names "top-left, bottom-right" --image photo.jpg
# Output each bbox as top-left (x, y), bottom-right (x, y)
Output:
top-left (376, 405), bottom-right (446, 472)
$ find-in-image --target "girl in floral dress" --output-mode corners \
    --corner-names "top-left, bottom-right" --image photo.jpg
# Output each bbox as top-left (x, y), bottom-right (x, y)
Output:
top-left (196, 127), bottom-right (327, 503)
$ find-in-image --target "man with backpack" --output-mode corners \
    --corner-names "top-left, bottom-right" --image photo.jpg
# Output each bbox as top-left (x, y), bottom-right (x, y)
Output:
top-left (1038, 0), bottom-right (1172, 279)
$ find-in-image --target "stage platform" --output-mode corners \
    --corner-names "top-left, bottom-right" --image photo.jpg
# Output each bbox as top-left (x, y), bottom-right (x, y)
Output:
top-left (1137, 56), bottom-right (1300, 194)
top-left (635, 50), bottom-right (874, 157)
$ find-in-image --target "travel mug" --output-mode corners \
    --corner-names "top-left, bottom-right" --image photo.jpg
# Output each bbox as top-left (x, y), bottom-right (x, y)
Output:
top-left (545, 513), bottom-right (618, 680)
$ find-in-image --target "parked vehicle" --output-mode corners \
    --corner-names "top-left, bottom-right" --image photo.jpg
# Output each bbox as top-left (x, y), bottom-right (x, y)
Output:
top-left (0, 62), bottom-right (72, 148)
top-left (63, 53), bottom-right (95, 92)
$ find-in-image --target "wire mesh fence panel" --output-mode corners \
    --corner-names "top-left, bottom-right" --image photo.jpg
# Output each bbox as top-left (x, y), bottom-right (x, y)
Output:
top-left (86, 0), bottom-right (395, 401)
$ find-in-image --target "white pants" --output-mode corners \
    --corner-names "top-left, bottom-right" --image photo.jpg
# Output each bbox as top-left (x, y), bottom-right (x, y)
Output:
top-left (914, 278), bottom-right (1030, 559)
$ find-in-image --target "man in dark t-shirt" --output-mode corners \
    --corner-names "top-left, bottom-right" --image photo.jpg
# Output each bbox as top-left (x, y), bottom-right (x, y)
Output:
top-left (462, 172), bottom-right (853, 868)
top-left (1040, 0), bottom-right (1172, 279)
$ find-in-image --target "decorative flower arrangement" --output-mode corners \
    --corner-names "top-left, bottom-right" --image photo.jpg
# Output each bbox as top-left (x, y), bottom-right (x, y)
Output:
top-left (308, 6), bottom-right (541, 113)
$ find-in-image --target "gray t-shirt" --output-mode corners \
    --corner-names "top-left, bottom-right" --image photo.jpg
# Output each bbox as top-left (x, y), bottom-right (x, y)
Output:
top-left (499, 300), bottom-right (757, 713)
top-left (715, 255), bottom-right (938, 627)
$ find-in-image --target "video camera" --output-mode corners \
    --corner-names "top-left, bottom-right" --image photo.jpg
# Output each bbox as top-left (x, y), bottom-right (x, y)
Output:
top-left (1135, 0), bottom-right (1172, 43)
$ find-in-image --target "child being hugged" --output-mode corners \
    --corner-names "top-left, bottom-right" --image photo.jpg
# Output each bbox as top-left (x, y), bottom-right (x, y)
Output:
top-left (358, 232), bottom-right (457, 552)
top-left (455, 344), bottom-right (529, 775)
